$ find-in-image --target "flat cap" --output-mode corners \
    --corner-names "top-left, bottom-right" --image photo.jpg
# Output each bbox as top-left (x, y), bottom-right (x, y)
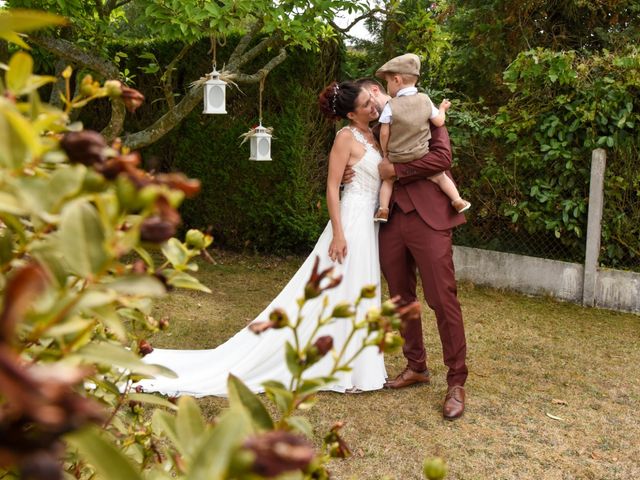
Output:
top-left (375, 53), bottom-right (421, 78)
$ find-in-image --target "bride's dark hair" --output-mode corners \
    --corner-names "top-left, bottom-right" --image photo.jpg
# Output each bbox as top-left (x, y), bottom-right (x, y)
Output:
top-left (318, 81), bottom-right (362, 121)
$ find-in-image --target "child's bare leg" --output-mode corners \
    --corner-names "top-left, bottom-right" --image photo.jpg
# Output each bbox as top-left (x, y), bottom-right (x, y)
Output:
top-left (374, 179), bottom-right (393, 222)
top-left (429, 172), bottom-right (471, 213)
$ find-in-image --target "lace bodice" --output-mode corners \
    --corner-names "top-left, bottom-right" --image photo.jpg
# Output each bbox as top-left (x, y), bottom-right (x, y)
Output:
top-left (340, 127), bottom-right (382, 201)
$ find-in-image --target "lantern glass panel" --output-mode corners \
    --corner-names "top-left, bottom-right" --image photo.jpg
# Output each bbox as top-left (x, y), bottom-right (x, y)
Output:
top-left (258, 138), bottom-right (270, 157)
top-left (208, 86), bottom-right (224, 109)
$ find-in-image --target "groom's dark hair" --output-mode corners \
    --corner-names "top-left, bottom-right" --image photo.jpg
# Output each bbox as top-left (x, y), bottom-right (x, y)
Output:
top-left (355, 78), bottom-right (387, 94)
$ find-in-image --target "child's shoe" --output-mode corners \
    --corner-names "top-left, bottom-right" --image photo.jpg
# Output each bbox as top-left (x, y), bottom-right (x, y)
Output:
top-left (452, 198), bottom-right (471, 213)
top-left (374, 207), bottom-right (389, 223)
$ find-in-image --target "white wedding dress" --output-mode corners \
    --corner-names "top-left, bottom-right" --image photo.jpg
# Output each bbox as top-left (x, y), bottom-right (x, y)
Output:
top-left (139, 127), bottom-right (387, 397)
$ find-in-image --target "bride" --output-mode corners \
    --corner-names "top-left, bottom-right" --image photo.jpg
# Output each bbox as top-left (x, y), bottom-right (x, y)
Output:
top-left (139, 81), bottom-right (387, 396)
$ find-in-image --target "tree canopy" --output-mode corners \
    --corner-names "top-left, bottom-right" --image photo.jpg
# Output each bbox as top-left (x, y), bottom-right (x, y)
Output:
top-left (9, 0), bottom-right (376, 148)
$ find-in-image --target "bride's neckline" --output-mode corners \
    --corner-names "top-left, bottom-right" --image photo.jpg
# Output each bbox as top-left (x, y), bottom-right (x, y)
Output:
top-left (347, 125), bottom-right (380, 155)
top-left (349, 124), bottom-right (371, 137)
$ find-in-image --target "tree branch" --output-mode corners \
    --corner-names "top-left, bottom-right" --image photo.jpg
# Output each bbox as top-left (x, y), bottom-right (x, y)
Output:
top-left (329, 8), bottom-right (386, 33)
top-left (29, 35), bottom-right (124, 137)
top-left (161, 43), bottom-right (193, 109)
top-left (226, 48), bottom-right (287, 83)
top-left (123, 85), bottom-right (202, 150)
top-left (114, 0), bottom-right (134, 9)
top-left (95, 0), bottom-right (106, 19)
top-left (29, 35), bottom-right (119, 78)
top-left (123, 49), bottom-right (288, 150)
top-left (227, 19), bottom-right (264, 67)
top-left (48, 59), bottom-right (67, 108)
top-left (101, 98), bottom-right (126, 142)
top-left (228, 34), bottom-right (281, 71)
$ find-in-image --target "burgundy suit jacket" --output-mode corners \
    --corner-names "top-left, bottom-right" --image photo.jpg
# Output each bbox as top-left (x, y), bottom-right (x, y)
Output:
top-left (391, 125), bottom-right (466, 231)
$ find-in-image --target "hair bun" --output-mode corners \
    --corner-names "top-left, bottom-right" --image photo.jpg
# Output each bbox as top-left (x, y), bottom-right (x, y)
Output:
top-left (318, 81), bottom-right (340, 121)
top-left (318, 81), bottom-right (362, 121)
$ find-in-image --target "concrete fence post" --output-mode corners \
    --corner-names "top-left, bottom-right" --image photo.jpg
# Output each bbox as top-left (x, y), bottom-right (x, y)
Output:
top-left (583, 149), bottom-right (607, 307)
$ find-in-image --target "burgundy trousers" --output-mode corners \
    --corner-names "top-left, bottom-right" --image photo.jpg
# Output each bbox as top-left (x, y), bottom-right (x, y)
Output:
top-left (379, 209), bottom-right (468, 387)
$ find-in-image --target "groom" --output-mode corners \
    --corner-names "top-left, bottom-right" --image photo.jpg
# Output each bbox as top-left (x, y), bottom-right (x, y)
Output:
top-left (355, 77), bottom-right (468, 420)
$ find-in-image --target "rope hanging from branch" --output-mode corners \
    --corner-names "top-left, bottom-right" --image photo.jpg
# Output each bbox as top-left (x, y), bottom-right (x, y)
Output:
top-left (258, 73), bottom-right (265, 125)
top-left (210, 34), bottom-right (217, 70)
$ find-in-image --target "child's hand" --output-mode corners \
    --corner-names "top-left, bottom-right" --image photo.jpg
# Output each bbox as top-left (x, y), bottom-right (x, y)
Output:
top-left (439, 99), bottom-right (451, 111)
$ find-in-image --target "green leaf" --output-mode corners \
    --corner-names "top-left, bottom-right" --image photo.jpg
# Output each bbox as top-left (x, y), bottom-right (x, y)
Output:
top-left (76, 290), bottom-right (118, 311)
top-left (134, 246), bottom-right (155, 269)
top-left (188, 409), bottom-right (251, 480)
top-left (263, 380), bottom-right (294, 415)
top-left (128, 392), bottom-right (178, 410)
top-left (58, 199), bottom-right (109, 277)
top-left (21, 74), bottom-right (56, 95)
top-left (0, 191), bottom-right (25, 215)
top-left (0, 31), bottom-right (30, 49)
top-left (285, 341), bottom-right (303, 376)
top-left (66, 426), bottom-right (144, 480)
top-left (176, 396), bottom-right (206, 459)
top-left (91, 377), bottom-right (122, 396)
top-left (152, 410), bottom-right (182, 452)
top-left (161, 238), bottom-right (188, 266)
top-left (285, 416), bottom-right (313, 438)
top-left (93, 304), bottom-right (127, 341)
top-left (227, 374), bottom-right (273, 431)
top-left (298, 377), bottom-right (335, 395)
top-left (0, 229), bottom-right (13, 266)
top-left (47, 317), bottom-right (94, 337)
top-left (75, 341), bottom-right (177, 378)
top-left (103, 275), bottom-right (166, 297)
top-left (0, 10), bottom-right (66, 36)
top-left (4, 106), bottom-right (41, 157)
top-left (6, 51), bottom-right (33, 93)
top-left (165, 270), bottom-right (212, 293)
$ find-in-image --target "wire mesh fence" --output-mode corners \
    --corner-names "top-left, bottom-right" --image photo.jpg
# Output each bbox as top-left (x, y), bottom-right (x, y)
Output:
top-left (453, 148), bottom-right (640, 274)
top-left (599, 148), bottom-right (640, 273)
top-left (453, 216), bottom-right (586, 264)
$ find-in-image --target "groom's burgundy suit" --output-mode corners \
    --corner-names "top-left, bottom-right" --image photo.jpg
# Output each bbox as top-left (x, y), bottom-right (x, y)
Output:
top-left (379, 124), bottom-right (468, 387)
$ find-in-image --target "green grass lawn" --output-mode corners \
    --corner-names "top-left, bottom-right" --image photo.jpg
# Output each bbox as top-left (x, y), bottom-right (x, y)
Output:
top-left (149, 250), bottom-right (640, 480)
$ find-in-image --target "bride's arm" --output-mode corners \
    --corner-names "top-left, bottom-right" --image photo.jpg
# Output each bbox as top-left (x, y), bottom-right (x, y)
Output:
top-left (326, 130), bottom-right (351, 263)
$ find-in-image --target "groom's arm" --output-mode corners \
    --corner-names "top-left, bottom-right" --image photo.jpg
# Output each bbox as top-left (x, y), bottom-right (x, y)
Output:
top-left (379, 124), bottom-right (452, 184)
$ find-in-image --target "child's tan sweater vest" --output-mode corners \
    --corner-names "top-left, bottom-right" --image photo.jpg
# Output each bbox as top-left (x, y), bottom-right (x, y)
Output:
top-left (387, 92), bottom-right (432, 164)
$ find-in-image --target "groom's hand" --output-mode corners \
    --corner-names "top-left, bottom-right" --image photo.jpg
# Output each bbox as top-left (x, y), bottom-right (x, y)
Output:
top-left (341, 165), bottom-right (355, 184)
top-left (379, 157), bottom-right (397, 181)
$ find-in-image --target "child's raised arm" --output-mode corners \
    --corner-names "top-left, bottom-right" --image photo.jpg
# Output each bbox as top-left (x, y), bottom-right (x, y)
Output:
top-left (430, 99), bottom-right (451, 127)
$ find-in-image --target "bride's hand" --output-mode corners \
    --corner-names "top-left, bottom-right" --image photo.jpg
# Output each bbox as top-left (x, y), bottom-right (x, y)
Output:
top-left (328, 236), bottom-right (347, 264)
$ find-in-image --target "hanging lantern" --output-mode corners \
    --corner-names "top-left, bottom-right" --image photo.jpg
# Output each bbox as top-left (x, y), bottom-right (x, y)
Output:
top-left (203, 68), bottom-right (227, 114)
top-left (249, 124), bottom-right (272, 161)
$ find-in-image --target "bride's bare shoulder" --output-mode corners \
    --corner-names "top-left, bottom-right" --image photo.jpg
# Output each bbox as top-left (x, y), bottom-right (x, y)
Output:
top-left (336, 126), bottom-right (354, 138)
top-left (333, 127), bottom-right (355, 148)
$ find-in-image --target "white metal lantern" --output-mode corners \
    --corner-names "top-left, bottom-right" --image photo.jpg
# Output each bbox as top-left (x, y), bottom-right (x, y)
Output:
top-left (249, 124), bottom-right (272, 161)
top-left (203, 69), bottom-right (227, 114)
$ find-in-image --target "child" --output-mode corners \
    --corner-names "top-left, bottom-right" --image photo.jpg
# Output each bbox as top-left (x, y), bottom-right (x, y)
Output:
top-left (373, 53), bottom-right (470, 222)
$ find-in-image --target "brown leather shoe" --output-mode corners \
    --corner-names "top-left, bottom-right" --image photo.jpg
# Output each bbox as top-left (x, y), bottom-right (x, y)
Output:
top-left (383, 366), bottom-right (430, 389)
top-left (443, 385), bottom-right (465, 420)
